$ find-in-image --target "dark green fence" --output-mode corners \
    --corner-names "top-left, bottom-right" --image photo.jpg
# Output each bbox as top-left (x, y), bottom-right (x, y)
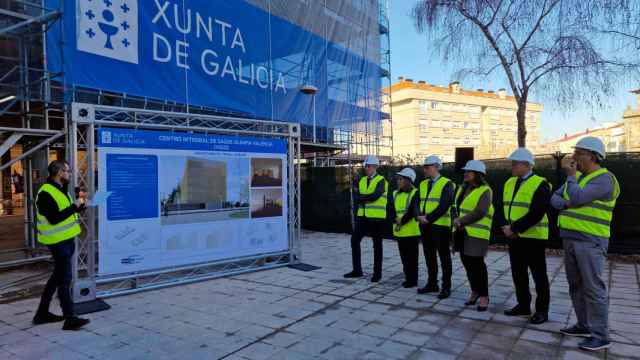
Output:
top-left (301, 153), bottom-right (640, 254)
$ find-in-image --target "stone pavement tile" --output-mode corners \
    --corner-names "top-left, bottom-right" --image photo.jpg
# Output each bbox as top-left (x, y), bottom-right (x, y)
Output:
top-left (373, 340), bottom-right (419, 359)
top-left (472, 332), bottom-right (518, 351)
top-left (62, 338), bottom-right (131, 358)
top-left (557, 349), bottom-right (605, 360)
top-left (409, 348), bottom-right (456, 360)
top-left (523, 320), bottom-right (566, 333)
top-left (313, 295), bottom-right (343, 304)
top-left (233, 324), bottom-right (275, 341)
top-left (415, 312), bottom-right (452, 326)
top-left (373, 314), bottom-right (413, 328)
top-left (339, 298), bottom-right (370, 309)
top-left (449, 317), bottom-right (487, 331)
top-left (0, 329), bottom-right (30, 346)
top-left (234, 342), bottom-right (283, 360)
top-left (439, 325), bottom-right (478, 342)
top-left (510, 339), bottom-right (559, 359)
top-left (460, 343), bottom-right (510, 360)
top-left (266, 348), bottom-right (321, 360)
top-left (2, 337), bottom-right (67, 359)
top-left (376, 295), bottom-right (406, 306)
top-left (288, 337), bottom-right (336, 356)
top-left (608, 342), bottom-right (640, 358)
top-left (459, 308), bottom-right (495, 321)
top-left (403, 320), bottom-right (442, 335)
top-left (560, 335), bottom-right (584, 349)
top-left (482, 322), bottom-right (523, 338)
top-left (321, 344), bottom-right (368, 360)
top-left (262, 331), bottom-right (305, 348)
top-left (520, 329), bottom-right (563, 346)
top-left (340, 333), bottom-right (383, 351)
top-left (386, 308), bottom-right (420, 319)
top-left (421, 336), bottom-right (469, 356)
top-left (431, 303), bottom-right (463, 315)
top-left (388, 329), bottom-right (430, 347)
top-left (329, 317), bottom-right (368, 332)
top-left (357, 323), bottom-right (398, 339)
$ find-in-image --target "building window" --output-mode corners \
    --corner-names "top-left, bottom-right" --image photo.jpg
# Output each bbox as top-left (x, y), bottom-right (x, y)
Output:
top-left (431, 101), bottom-right (439, 110)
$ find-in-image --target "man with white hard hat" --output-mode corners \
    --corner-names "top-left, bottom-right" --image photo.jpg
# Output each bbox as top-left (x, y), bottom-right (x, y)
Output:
top-left (501, 148), bottom-right (551, 325)
top-left (390, 168), bottom-right (421, 288)
top-left (551, 136), bottom-right (620, 351)
top-left (416, 155), bottom-right (454, 299)
top-left (345, 155), bottom-right (388, 282)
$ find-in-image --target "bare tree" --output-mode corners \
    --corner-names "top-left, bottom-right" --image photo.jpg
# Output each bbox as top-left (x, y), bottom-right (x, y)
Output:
top-left (412, 0), bottom-right (640, 147)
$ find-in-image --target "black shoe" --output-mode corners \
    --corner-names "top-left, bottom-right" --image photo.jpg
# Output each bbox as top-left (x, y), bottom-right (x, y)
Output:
top-left (344, 271), bottom-right (364, 279)
top-left (504, 305), bottom-right (531, 317)
top-left (62, 317), bottom-right (90, 331)
top-left (560, 324), bottom-right (591, 338)
top-left (465, 294), bottom-right (479, 306)
top-left (578, 337), bottom-right (611, 351)
top-left (530, 312), bottom-right (548, 325)
top-left (437, 289), bottom-right (451, 299)
top-left (417, 284), bottom-right (439, 294)
top-left (477, 297), bottom-right (489, 312)
top-left (33, 312), bottom-right (65, 325)
top-left (403, 281), bottom-right (417, 288)
top-left (370, 274), bottom-right (381, 283)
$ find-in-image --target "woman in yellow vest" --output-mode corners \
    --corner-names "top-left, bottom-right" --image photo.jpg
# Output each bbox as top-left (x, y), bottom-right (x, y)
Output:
top-left (453, 160), bottom-right (493, 312)
top-left (33, 160), bottom-right (90, 331)
top-left (390, 168), bottom-right (421, 288)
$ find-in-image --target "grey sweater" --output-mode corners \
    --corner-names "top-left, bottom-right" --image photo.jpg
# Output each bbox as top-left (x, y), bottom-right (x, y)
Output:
top-left (550, 171), bottom-right (615, 244)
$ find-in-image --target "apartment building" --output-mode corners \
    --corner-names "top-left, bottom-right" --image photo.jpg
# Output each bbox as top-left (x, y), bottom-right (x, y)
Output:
top-left (383, 78), bottom-right (543, 162)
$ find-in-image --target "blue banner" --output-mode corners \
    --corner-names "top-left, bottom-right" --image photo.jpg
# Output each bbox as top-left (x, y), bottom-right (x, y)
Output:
top-left (97, 128), bottom-right (288, 153)
top-left (45, 0), bottom-right (383, 132)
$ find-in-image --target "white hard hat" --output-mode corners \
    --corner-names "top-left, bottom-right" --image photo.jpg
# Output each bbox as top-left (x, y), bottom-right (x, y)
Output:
top-left (461, 160), bottom-right (486, 175)
top-left (423, 155), bottom-right (442, 168)
top-left (397, 168), bottom-right (416, 183)
top-left (574, 136), bottom-right (606, 159)
top-left (508, 148), bottom-right (535, 165)
top-left (363, 155), bottom-right (380, 166)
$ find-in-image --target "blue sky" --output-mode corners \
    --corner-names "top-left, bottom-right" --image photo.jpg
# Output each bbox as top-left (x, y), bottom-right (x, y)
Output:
top-left (388, 1), bottom-right (637, 142)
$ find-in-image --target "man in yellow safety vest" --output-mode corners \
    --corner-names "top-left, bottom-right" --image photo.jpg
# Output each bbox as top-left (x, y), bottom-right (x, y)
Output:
top-left (551, 137), bottom-right (620, 352)
top-left (33, 160), bottom-right (90, 331)
top-left (501, 148), bottom-right (551, 325)
top-left (344, 155), bottom-right (388, 282)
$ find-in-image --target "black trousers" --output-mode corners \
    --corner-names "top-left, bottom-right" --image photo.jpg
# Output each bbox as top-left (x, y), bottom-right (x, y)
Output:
top-left (37, 239), bottom-right (75, 318)
top-left (350, 217), bottom-right (385, 275)
top-left (461, 255), bottom-right (489, 297)
top-left (508, 238), bottom-right (550, 313)
top-left (396, 236), bottom-right (419, 284)
top-left (420, 224), bottom-right (452, 290)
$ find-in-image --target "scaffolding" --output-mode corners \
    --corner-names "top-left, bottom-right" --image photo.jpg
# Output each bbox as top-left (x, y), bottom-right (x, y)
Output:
top-left (0, 0), bottom-right (391, 295)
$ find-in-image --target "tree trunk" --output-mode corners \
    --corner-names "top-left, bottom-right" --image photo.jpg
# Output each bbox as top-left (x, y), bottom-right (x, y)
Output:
top-left (516, 100), bottom-right (528, 148)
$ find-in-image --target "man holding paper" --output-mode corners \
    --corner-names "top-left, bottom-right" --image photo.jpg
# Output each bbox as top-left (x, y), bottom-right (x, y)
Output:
top-left (32, 160), bottom-right (90, 330)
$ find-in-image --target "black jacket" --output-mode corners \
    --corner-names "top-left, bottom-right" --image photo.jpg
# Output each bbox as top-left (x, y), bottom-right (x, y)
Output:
top-left (504, 175), bottom-right (551, 236)
top-left (36, 179), bottom-right (81, 225)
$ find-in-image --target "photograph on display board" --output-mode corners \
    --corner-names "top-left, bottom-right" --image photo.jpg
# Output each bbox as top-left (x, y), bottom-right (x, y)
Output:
top-left (159, 156), bottom-right (250, 225)
top-left (251, 158), bottom-right (283, 187)
top-left (250, 189), bottom-right (283, 218)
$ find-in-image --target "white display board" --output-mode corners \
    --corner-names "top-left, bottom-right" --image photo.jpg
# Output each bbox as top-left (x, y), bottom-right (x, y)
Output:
top-left (96, 128), bottom-right (288, 276)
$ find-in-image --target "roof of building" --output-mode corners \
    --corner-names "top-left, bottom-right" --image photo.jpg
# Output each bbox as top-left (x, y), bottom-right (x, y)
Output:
top-left (544, 122), bottom-right (623, 144)
top-left (385, 78), bottom-right (541, 105)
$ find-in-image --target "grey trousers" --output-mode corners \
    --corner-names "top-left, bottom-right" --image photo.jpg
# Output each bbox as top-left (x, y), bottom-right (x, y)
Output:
top-left (563, 238), bottom-right (609, 341)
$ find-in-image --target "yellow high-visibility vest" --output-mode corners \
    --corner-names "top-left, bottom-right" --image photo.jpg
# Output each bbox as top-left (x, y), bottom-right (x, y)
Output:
top-left (356, 174), bottom-right (388, 219)
top-left (502, 175), bottom-right (550, 240)
top-left (36, 184), bottom-right (81, 245)
top-left (393, 188), bottom-right (421, 237)
top-left (456, 185), bottom-right (494, 241)
top-left (558, 168), bottom-right (620, 238)
top-left (419, 176), bottom-right (452, 227)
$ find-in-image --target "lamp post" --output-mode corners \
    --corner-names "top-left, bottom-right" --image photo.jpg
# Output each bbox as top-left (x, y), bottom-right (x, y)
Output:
top-left (300, 85), bottom-right (318, 143)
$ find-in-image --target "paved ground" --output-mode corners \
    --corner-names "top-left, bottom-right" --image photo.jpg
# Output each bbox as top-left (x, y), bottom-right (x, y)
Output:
top-left (0, 231), bottom-right (639, 359)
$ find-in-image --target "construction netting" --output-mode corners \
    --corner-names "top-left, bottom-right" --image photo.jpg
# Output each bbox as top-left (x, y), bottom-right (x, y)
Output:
top-left (43, 0), bottom-right (385, 144)
top-left (302, 153), bottom-right (640, 254)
